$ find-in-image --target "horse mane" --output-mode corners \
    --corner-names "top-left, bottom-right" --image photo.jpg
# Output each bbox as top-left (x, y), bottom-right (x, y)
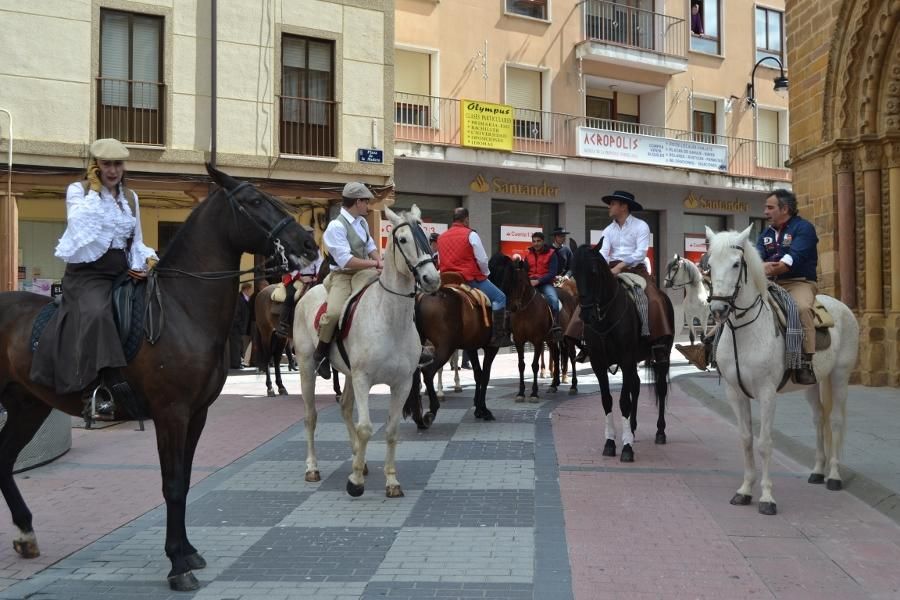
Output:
top-left (708, 230), bottom-right (769, 294)
top-left (156, 191), bottom-right (216, 267)
top-left (681, 257), bottom-right (702, 280)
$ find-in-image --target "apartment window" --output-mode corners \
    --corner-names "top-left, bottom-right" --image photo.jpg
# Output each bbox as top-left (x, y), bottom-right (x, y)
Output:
top-left (395, 50), bottom-right (431, 127)
top-left (755, 7), bottom-right (783, 64)
top-left (587, 92), bottom-right (640, 133)
top-left (280, 36), bottom-right (336, 157)
top-left (689, 0), bottom-right (720, 55)
top-left (756, 108), bottom-right (786, 168)
top-left (692, 98), bottom-right (717, 144)
top-left (98, 10), bottom-right (164, 145)
top-left (506, 0), bottom-right (548, 20)
top-left (507, 67), bottom-right (543, 139)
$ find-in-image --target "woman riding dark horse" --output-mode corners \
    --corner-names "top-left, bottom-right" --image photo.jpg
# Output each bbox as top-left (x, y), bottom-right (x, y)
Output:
top-left (0, 164), bottom-right (318, 591)
top-left (572, 241), bottom-right (674, 462)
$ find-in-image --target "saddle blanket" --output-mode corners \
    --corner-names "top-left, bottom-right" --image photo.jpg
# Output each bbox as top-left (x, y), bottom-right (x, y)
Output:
top-left (769, 293), bottom-right (833, 351)
top-left (313, 279), bottom-right (376, 341)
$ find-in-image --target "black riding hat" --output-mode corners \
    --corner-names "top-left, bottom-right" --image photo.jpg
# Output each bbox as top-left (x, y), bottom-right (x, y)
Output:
top-left (551, 227), bottom-right (570, 236)
top-left (601, 190), bottom-right (643, 213)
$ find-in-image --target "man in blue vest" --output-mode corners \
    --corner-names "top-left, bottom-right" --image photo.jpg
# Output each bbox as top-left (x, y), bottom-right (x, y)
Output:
top-left (756, 189), bottom-right (819, 384)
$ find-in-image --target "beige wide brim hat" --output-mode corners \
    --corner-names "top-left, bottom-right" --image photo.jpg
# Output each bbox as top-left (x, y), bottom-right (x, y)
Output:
top-left (90, 138), bottom-right (130, 160)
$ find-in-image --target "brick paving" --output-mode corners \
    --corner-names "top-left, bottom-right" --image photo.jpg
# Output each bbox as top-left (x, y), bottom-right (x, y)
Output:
top-left (1, 352), bottom-right (900, 598)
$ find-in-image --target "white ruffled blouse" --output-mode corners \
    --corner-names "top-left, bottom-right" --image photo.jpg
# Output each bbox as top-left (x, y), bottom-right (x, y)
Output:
top-left (55, 182), bottom-right (159, 270)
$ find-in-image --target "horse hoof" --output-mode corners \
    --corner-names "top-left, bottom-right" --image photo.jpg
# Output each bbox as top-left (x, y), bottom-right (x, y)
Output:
top-left (826, 479), bottom-right (843, 491)
top-left (602, 440), bottom-right (616, 457)
top-left (346, 481), bottom-right (365, 497)
top-left (267, 389), bottom-right (276, 397)
top-left (185, 552), bottom-right (207, 570)
top-left (168, 571), bottom-right (200, 592)
top-left (655, 432), bottom-right (667, 445)
top-left (539, 371), bottom-right (547, 379)
top-left (423, 412), bottom-right (435, 428)
top-left (277, 387), bottom-right (288, 396)
top-left (305, 470), bottom-right (321, 483)
top-left (548, 386), bottom-right (557, 394)
top-left (620, 445), bottom-right (634, 463)
top-left (730, 493), bottom-right (752, 506)
top-left (568, 388), bottom-right (577, 396)
top-left (482, 410), bottom-right (495, 422)
top-left (562, 375), bottom-right (569, 384)
top-left (12, 538), bottom-right (40, 559)
top-left (758, 502), bottom-right (777, 516)
top-left (515, 395), bottom-right (525, 403)
top-left (386, 485), bottom-right (405, 498)
top-left (527, 396), bottom-right (540, 403)
top-left (436, 392), bottom-right (444, 400)
top-left (335, 394), bottom-right (341, 402)
top-left (454, 386), bottom-right (462, 393)
top-left (808, 473), bottom-right (825, 484)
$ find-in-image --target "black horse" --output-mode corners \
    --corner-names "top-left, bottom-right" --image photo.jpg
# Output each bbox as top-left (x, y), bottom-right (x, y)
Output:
top-left (571, 241), bottom-right (674, 462)
top-left (0, 165), bottom-right (318, 591)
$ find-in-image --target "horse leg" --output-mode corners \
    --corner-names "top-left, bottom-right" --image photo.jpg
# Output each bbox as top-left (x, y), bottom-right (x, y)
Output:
top-left (592, 359), bottom-right (616, 457)
top-left (345, 373), bottom-right (373, 497)
top-left (654, 349), bottom-right (670, 445)
top-left (548, 342), bottom-right (560, 393)
top-left (274, 336), bottom-right (288, 396)
top-left (384, 379), bottom-right (413, 498)
top-left (539, 345), bottom-right (547, 379)
top-left (332, 369), bottom-right (342, 401)
top-left (180, 407), bottom-right (209, 570)
top-left (300, 360), bottom-right (322, 482)
top-left (453, 350), bottom-right (462, 393)
top-left (436, 365), bottom-right (444, 400)
top-left (0, 390), bottom-right (51, 560)
top-left (804, 383), bottom-right (827, 485)
top-left (528, 345), bottom-right (541, 402)
top-left (560, 341), bottom-right (569, 384)
top-left (619, 368), bottom-right (636, 463)
top-left (688, 319), bottom-right (696, 345)
top-left (155, 410), bottom-right (201, 591)
top-left (264, 335), bottom-right (276, 397)
top-left (824, 368), bottom-right (849, 490)
top-left (422, 362), bottom-right (442, 428)
top-left (756, 391), bottom-right (778, 515)
top-left (568, 339), bottom-right (578, 395)
top-left (727, 386), bottom-right (756, 508)
top-left (515, 344), bottom-right (526, 402)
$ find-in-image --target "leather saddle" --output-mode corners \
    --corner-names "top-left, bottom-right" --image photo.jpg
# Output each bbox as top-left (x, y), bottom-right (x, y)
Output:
top-left (767, 287), bottom-right (834, 351)
top-left (434, 272), bottom-right (492, 329)
top-left (31, 273), bottom-right (146, 362)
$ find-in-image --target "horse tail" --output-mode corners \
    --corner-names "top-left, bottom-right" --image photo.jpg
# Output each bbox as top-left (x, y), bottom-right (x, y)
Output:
top-left (251, 325), bottom-right (270, 370)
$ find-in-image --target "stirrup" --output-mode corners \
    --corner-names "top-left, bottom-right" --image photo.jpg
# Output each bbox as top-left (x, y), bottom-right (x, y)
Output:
top-left (314, 355), bottom-right (332, 380)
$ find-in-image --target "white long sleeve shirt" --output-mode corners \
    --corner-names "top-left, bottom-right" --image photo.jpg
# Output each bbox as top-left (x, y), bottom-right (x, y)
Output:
top-left (599, 215), bottom-right (651, 268)
top-left (469, 231), bottom-right (491, 276)
top-left (322, 208), bottom-right (377, 269)
top-left (55, 182), bottom-right (158, 271)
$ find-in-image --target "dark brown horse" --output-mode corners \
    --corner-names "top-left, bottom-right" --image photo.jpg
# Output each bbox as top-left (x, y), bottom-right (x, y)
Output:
top-left (488, 254), bottom-right (559, 401)
top-left (405, 282), bottom-right (500, 426)
top-left (0, 165), bottom-right (318, 591)
top-left (571, 241), bottom-right (674, 462)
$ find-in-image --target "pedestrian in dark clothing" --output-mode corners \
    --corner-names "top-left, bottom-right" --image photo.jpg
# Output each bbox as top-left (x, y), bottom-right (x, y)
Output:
top-left (230, 282), bottom-right (252, 369)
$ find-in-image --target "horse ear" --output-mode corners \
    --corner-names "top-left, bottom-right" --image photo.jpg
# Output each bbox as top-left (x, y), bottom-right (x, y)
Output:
top-left (409, 204), bottom-right (422, 220)
top-left (593, 237), bottom-right (604, 253)
top-left (738, 224), bottom-right (754, 245)
top-left (384, 206), bottom-right (402, 226)
top-left (569, 238), bottom-right (577, 252)
top-left (673, 253), bottom-right (679, 260)
top-left (705, 226), bottom-right (716, 243)
top-left (205, 163), bottom-right (240, 191)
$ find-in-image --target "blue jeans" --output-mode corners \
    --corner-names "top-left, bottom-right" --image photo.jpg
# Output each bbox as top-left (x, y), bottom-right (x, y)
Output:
top-left (538, 283), bottom-right (559, 318)
top-left (468, 278), bottom-right (506, 310)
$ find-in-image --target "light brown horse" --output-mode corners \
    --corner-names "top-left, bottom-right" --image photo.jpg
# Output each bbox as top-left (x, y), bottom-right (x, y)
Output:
top-left (488, 254), bottom-right (559, 401)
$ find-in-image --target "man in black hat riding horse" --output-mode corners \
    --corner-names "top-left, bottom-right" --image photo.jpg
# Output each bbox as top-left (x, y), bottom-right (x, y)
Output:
top-left (550, 227), bottom-right (574, 278)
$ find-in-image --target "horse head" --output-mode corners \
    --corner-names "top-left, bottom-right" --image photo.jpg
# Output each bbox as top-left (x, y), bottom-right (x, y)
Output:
top-left (384, 204), bottom-right (440, 293)
top-left (705, 225), bottom-right (767, 322)
top-left (572, 239), bottom-right (615, 305)
top-left (204, 163), bottom-right (319, 271)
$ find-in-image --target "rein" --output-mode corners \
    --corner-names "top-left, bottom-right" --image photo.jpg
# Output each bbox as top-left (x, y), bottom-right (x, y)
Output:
top-left (581, 282), bottom-right (629, 337)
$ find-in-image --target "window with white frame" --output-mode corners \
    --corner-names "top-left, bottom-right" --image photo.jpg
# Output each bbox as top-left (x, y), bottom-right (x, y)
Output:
top-left (506, 0), bottom-right (548, 20)
top-left (506, 67), bottom-right (543, 139)
top-left (99, 9), bottom-right (164, 145)
top-left (395, 50), bottom-right (432, 126)
top-left (692, 98), bottom-right (717, 144)
top-left (689, 0), bottom-right (721, 55)
top-left (755, 7), bottom-right (783, 64)
top-left (756, 108), bottom-right (787, 168)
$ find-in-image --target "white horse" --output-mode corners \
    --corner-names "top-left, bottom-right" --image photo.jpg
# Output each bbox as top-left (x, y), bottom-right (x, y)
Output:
top-left (663, 254), bottom-right (712, 344)
top-left (294, 206), bottom-right (440, 497)
top-left (705, 225), bottom-right (859, 515)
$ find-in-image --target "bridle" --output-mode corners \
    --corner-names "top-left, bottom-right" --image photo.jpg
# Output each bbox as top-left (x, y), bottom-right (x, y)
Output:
top-left (378, 220), bottom-right (436, 298)
top-left (663, 258), bottom-right (697, 290)
top-left (578, 257), bottom-right (628, 337)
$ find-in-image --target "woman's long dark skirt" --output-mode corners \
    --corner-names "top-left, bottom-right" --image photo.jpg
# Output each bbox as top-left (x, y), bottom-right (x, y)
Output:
top-left (30, 249), bottom-right (128, 394)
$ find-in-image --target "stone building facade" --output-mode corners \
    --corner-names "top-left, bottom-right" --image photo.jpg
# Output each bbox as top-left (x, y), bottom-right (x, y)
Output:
top-left (786, 0), bottom-right (900, 386)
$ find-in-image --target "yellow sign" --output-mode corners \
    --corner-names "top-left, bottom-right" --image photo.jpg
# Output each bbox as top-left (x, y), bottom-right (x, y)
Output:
top-left (469, 174), bottom-right (559, 198)
top-left (461, 100), bottom-right (514, 151)
top-left (684, 192), bottom-right (749, 213)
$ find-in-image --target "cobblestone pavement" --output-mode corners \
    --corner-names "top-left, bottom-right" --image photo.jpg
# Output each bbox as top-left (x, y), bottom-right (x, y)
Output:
top-left (1, 350), bottom-right (900, 599)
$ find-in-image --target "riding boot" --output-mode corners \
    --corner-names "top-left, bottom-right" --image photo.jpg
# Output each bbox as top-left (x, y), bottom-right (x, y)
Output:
top-left (793, 353), bottom-right (817, 385)
top-left (489, 309), bottom-right (512, 347)
top-left (275, 284), bottom-right (297, 338)
top-left (313, 340), bottom-right (332, 379)
top-left (549, 313), bottom-right (563, 343)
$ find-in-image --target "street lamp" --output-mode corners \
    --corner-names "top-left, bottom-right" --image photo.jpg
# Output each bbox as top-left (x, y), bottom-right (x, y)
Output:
top-left (746, 56), bottom-right (789, 107)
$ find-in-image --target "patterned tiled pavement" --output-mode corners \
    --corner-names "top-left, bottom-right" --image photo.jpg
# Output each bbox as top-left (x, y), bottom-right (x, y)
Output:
top-left (2, 351), bottom-right (900, 599)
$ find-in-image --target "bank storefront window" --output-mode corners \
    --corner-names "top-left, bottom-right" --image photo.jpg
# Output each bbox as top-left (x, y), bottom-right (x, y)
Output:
top-left (682, 213), bottom-right (726, 265)
top-left (491, 199), bottom-right (558, 256)
top-left (585, 207), bottom-right (660, 283)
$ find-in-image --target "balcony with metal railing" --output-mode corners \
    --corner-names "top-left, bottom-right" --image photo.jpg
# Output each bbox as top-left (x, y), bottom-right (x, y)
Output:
top-left (97, 77), bottom-right (165, 145)
top-left (395, 93), bottom-right (790, 182)
top-left (576, 0), bottom-right (688, 74)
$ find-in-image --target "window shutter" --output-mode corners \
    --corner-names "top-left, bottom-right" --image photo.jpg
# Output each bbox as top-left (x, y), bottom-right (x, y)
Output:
top-left (132, 16), bottom-right (160, 109)
top-left (757, 109), bottom-right (779, 143)
top-left (506, 67), bottom-right (541, 110)
top-left (101, 12), bottom-right (129, 107)
top-left (308, 41), bottom-right (332, 72)
top-left (283, 38), bottom-right (307, 69)
top-left (693, 98), bottom-right (716, 114)
top-left (395, 50), bottom-right (430, 96)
